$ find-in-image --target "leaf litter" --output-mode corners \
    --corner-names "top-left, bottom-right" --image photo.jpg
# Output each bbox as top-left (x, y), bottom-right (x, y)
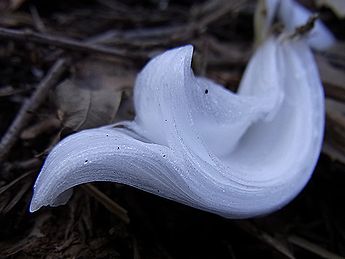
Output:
top-left (55, 58), bottom-right (134, 132)
top-left (0, 0), bottom-right (344, 258)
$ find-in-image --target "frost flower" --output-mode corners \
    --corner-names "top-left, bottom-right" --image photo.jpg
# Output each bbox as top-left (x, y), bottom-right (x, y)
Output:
top-left (30, 35), bottom-right (325, 218)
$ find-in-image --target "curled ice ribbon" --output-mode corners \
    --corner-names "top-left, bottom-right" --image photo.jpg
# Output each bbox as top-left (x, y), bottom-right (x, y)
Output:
top-left (30, 36), bottom-right (324, 218)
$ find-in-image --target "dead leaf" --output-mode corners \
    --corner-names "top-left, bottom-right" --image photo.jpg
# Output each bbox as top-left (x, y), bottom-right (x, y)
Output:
top-left (114, 90), bottom-right (135, 122)
top-left (316, 0), bottom-right (345, 19)
top-left (20, 117), bottom-right (61, 140)
top-left (54, 59), bottom-right (134, 131)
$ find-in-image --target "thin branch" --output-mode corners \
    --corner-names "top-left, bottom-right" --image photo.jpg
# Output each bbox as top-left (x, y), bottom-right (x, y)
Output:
top-left (0, 58), bottom-right (67, 163)
top-left (82, 183), bottom-right (130, 224)
top-left (234, 221), bottom-right (295, 259)
top-left (0, 171), bottom-right (33, 195)
top-left (288, 235), bottom-right (344, 259)
top-left (1, 181), bottom-right (32, 214)
top-left (86, 1), bottom-right (247, 47)
top-left (86, 25), bottom-right (186, 44)
top-left (0, 27), bottom-right (145, 60)
top-left (291, 14), bottom-right (319, 38)
top-left (194, 0), bottom-right (246, 31)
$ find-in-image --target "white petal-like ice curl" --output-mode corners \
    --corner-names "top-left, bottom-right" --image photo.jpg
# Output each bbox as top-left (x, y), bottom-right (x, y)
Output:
top-left (30, 37), bottom-right (324, 218)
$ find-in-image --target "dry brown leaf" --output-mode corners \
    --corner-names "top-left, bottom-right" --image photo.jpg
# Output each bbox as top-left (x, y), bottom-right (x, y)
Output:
top-left (20, 117), bottom-right (61, 140)
top-left (316, 0), bottom-right (345, 19)
top-left (55, 59), bottom-right (134, 132)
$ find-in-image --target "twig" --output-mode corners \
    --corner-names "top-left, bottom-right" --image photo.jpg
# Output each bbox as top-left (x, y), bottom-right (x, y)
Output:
top-left (291, 14), bottom-right (319, 38)
top-left (81, 183), bottom-right (130, 224)
top-left (288, 235), bottom-right (344, 259)
top-left (5, 157), bottom-right (42, 172)
top-left (159, 0), bottom-right (247, 44)
top-left (234, 221), bottom-right (295, 259)
top-left (1, 181), bottom-right (31, 214)
top-left (0, 27), bottom-right (145, 60)
top-left (0, 59), bottom-right (67, 163)
top-left (132, 237), bottom-right (141, 259)
top-left (324, 83), bottom-right (345, 103)
top-left (87, 1), bottom-right (247, 47)
top-left (0, 171), bottom-right (33, 195)
top-left (0, 85), bottom-right (32, 97)
top-left (29, 5), bottom-right (47, 33)
top-left (86, 25), bottom-right (186, 44)
top-left (195, 0), bottom-right (245, 31)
